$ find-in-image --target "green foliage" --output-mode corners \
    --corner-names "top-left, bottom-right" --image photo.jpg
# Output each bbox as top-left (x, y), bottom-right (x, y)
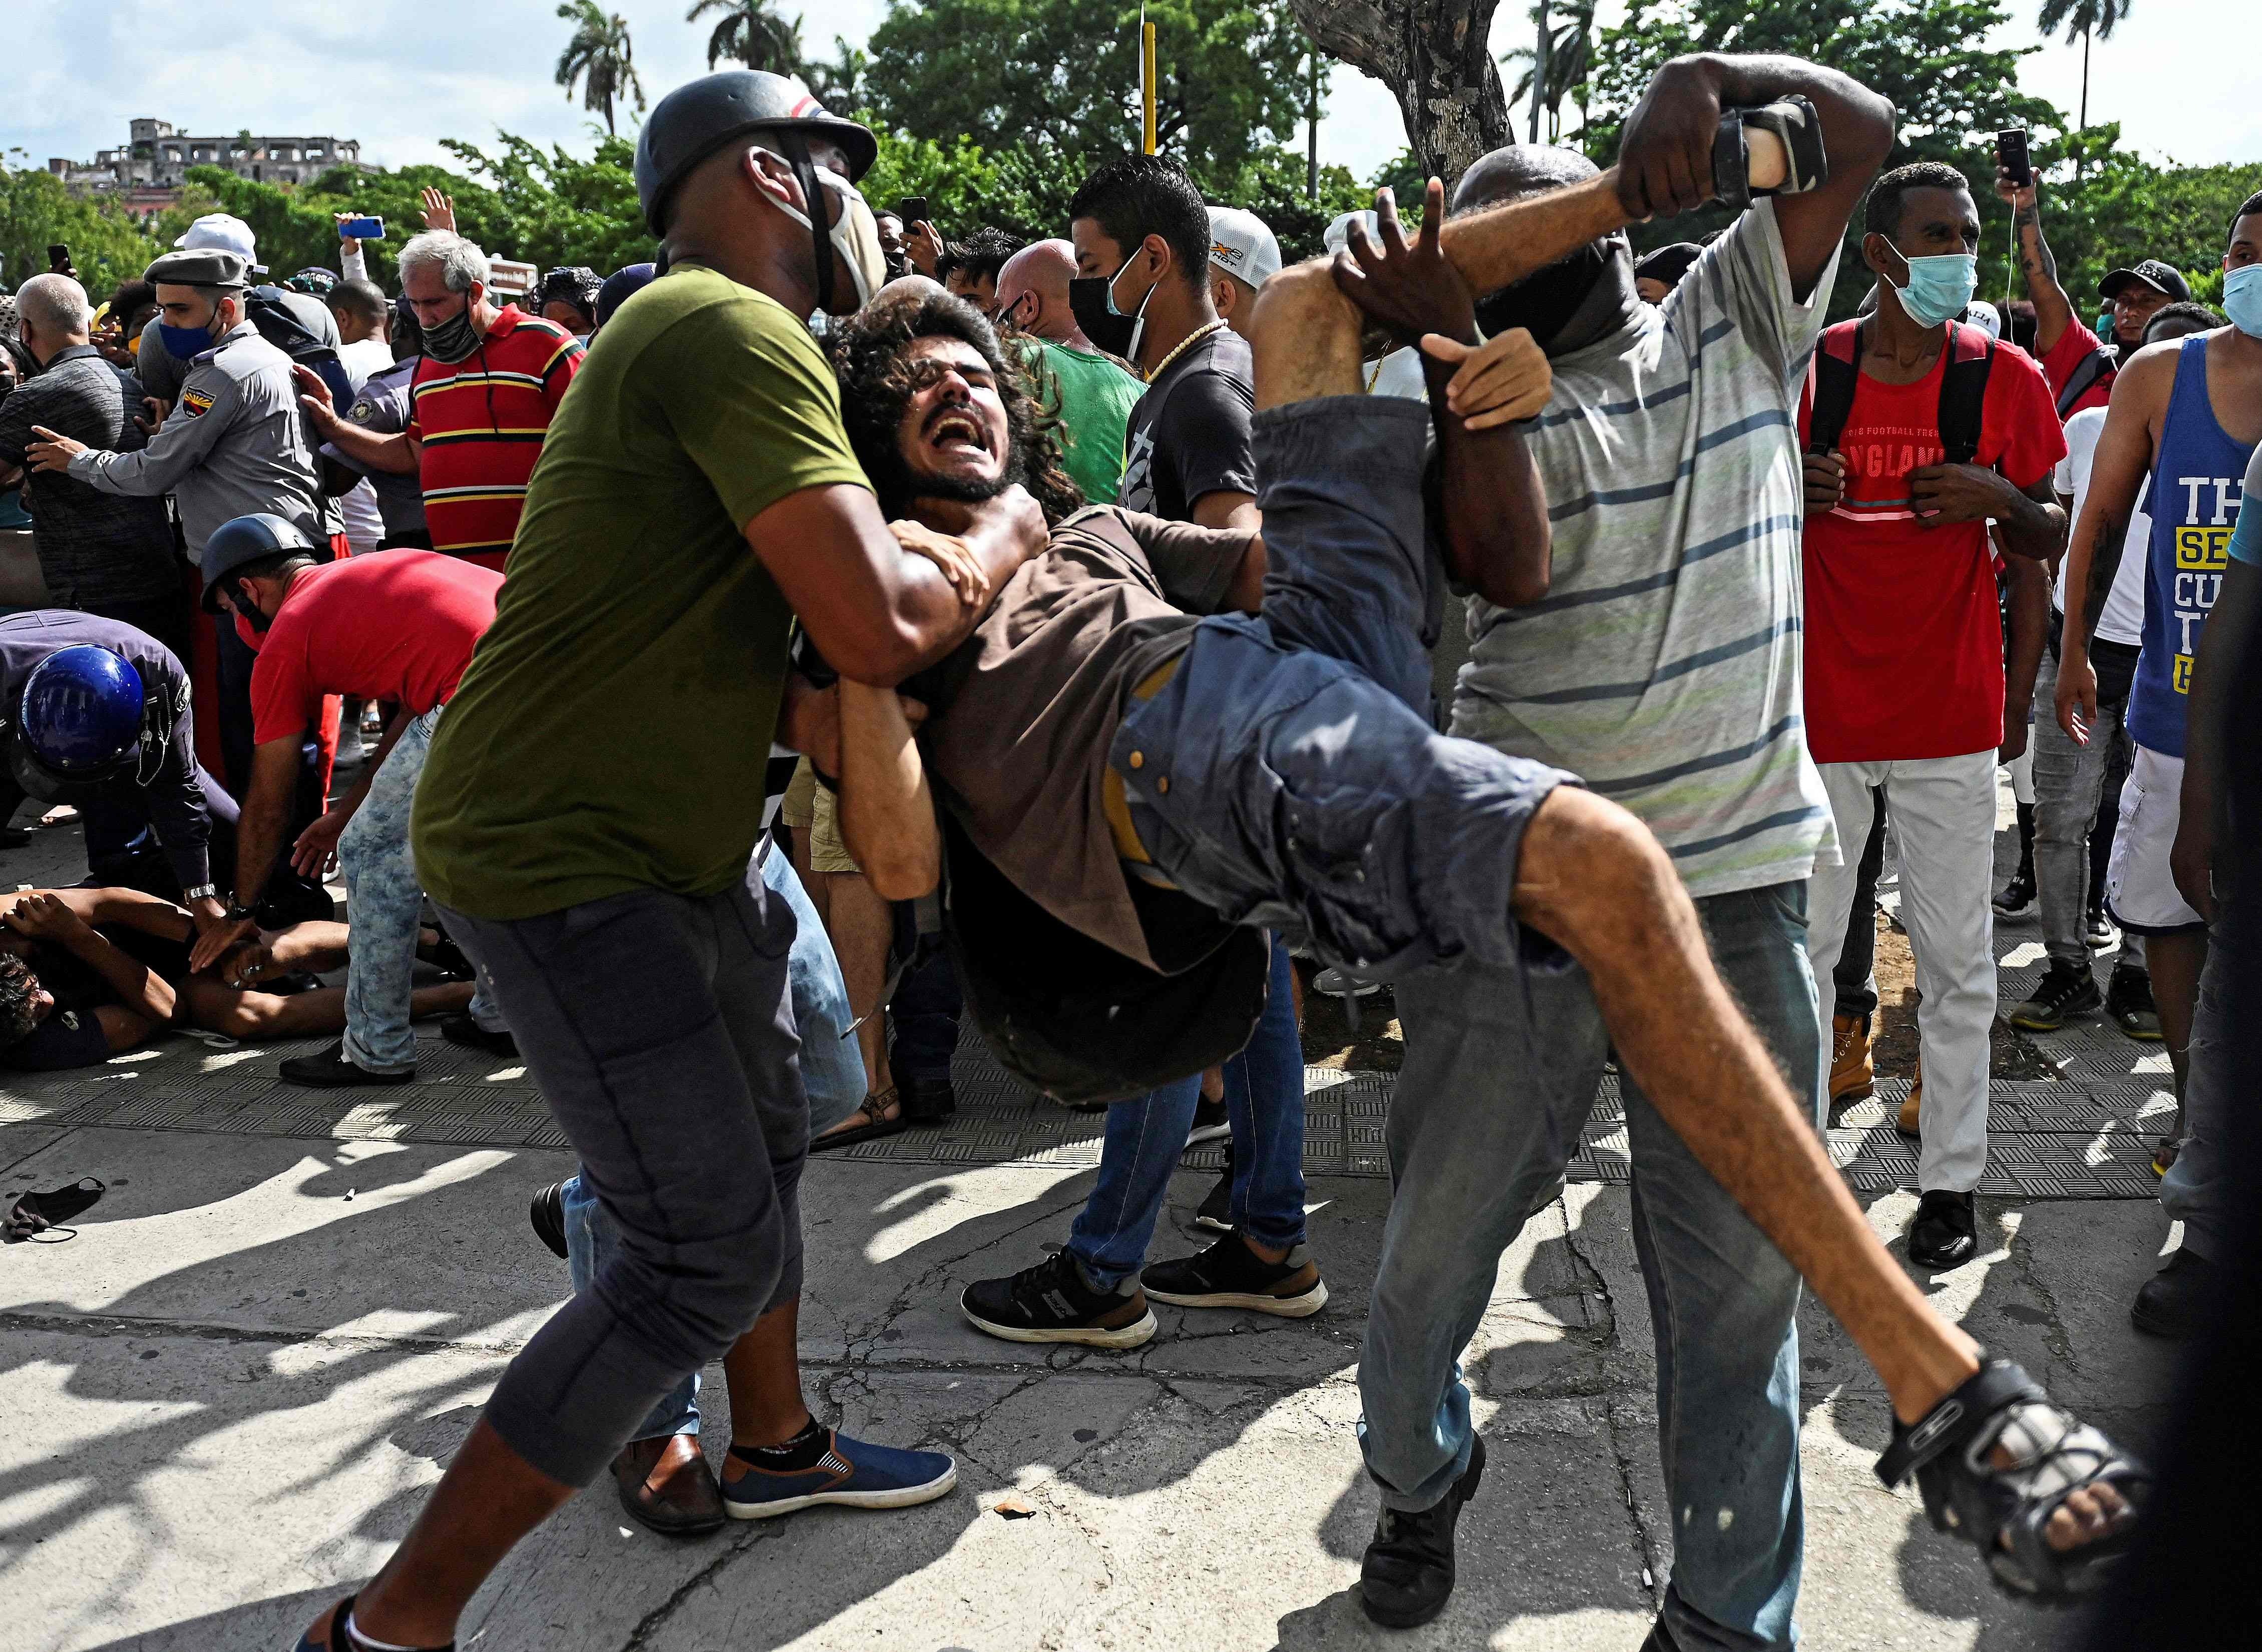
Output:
top-left (687, 0), bottom-right (806, 71)
top-left (864, 0), bottom-right (1315, 197)
top-left (1587, 0), bottom-right (2064, 317)
top-left (0, 157), bottom-right (164, 301)
top-left (2025, 143), bottom-right (2258, 307)
top-left (1502, 2), bottom-right (1599, 144)
top-left (555, 2), bottom-right (647, 137)
top-left (169, 132), bottom-right (655, 290)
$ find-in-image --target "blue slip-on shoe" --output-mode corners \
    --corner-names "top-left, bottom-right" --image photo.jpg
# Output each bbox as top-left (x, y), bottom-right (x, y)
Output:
top-left (720, 1428), bottom-right (957, 1520)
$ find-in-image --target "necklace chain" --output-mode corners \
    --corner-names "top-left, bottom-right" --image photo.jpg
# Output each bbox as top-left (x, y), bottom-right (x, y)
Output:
top-left (1146, 319), bottom-right (1228, 383)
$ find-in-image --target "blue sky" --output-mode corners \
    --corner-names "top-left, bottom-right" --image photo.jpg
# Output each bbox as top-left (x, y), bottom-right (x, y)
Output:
top-left (8, 1), bottom-right (2255, 201)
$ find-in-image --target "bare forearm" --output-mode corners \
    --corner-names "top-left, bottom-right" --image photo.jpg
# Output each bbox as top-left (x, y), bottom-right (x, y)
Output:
top-left (2015, 205), bottom-right (2074, 351)
top-left (1432, 362), bottom-right (1551, 607)
top-left (2005, 557), bottom-right (2049, 711)
top-left (319, 419), bottom-right (418, 476)
top-left (837, 681), bottom-right (939, 901)
top-left (2069, 509), bottom-right (2128, 645)
top-left (232, 796), bottom-right (293, 910)
top-left (60, 927), bottom-right (175, 1023)
top-left (1995, 492), bottom-right (2065, 563)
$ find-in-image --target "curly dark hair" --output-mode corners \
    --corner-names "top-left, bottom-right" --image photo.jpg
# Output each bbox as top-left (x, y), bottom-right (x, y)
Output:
top-left (0, 954), bottom-right (44, 1051)
top-left (828, 288), bottom-right (1084, 526)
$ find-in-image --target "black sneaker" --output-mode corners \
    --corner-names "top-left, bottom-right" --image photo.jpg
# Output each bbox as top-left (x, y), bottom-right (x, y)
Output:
top-left (441, 1014), bottom-right (518, 1058)
top-left (2007, 961), bottom-right (2102, 1031)
top-left (2105, 966), bottom-right (2163, 1041)
top-left (1141, 1230), bottom-right (1328, 1317)
top-left (529, 1181), bottom-right (568, 1260)
top-left (1992, 866), bottom-right (2036, 918)
top-left (278, 1041), bottom-right (414, 1088)
top-left (2130, 1248), bottom-right (2217, 1338)
top-left (1359, 1434), bottom-right (1485, 1628)
top-left (960, 1251), bottom-right (1157, 1349)
top-left (1906, 1189), bottom-right (1978, 1271)
top-left (1185, 1096), bottom-right (1229, 1146)
top-left (898, 1072), bottom-right (956, 1123)
top-left (2083, 897), bottom-right (2116, 951)
top-left (1193, 1168), bottom-right (1234, 1233)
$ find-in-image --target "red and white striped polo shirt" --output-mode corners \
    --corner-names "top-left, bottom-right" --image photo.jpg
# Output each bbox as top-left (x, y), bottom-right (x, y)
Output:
top-left (409, 305), bottom-right (583, 570)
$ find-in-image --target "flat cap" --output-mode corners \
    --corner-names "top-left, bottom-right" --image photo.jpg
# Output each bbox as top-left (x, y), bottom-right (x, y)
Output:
top-left (144, 248), bottom-right (252, 288)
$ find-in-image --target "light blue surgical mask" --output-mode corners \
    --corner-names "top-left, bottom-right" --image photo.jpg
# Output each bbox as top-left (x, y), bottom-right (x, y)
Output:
top-left (1884, 250), bottom-right (1979, 329)
top-left (2222, 264), bottom-right (2262, 339)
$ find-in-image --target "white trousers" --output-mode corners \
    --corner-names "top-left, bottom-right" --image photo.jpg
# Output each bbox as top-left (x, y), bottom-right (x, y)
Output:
top-left (1807, 750), bottom-right (1999, 1192)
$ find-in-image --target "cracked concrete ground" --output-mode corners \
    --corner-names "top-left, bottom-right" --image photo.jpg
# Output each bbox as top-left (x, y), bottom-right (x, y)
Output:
top-left (2, 1125), bottom-right (2178, 1652)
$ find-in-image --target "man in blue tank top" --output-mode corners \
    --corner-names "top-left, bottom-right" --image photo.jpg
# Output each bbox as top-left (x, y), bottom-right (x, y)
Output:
top-left (2055, 188), bottom-right (2262, 1337)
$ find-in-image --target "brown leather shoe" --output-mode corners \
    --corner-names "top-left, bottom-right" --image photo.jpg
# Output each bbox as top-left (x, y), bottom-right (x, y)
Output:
top-left (611, 1434), bottom-right (726, 1535)
top-left (1897, 1056), bottom-right (1923, 1137)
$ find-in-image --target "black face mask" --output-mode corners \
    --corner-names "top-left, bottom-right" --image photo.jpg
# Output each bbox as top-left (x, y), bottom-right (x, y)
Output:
top-left (1474, 236), bottom-right (1640, 358)
top-left (1068, 263), bottom-right (1155, 363)
top-left (421, 299), bottom-right (480, 364)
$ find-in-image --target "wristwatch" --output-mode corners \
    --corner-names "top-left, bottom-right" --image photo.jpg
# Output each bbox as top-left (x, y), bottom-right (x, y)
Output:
top-left (182, 884), bottom-right (219, 903)
top-left (224, 903), bottom-right (258, 925)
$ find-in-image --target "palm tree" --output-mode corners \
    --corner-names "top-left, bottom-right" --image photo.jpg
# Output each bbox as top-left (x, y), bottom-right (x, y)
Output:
top-left (2037, 0), bottom-right (2134, 130)
top-left (1502, 3), bottom-right (1595, 145)
top-left (555, 1), bottom-right (646, 137)
top-left (800, 37), bottom-right (869, 109)
top-left (686, 0), bottom-right (805, 74)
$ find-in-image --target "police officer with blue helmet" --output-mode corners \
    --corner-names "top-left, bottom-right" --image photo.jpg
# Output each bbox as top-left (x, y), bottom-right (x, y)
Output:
top-left (0, 611), bottom-right (237, 943)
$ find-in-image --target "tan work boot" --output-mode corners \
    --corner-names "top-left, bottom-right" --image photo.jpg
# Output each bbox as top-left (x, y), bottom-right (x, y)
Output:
top-left (1830, 1013), bottom-right (1874, 1102)
top-left (1897, 1055), bottom-right (1923, 1137)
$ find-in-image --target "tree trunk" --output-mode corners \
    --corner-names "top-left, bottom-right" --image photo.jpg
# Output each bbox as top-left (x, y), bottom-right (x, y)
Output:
top-left (2078, 26), bottom-right (2091, 130)
top-left (1529, 2), bottom-right (1548, 145)
top-left (1288, 0), bottom-right (1512, 189)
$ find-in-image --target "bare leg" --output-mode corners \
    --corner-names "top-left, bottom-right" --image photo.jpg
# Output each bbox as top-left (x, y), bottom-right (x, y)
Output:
top-left (814, 869), bottom-right (896, 1138)
top-left (2146, 929), bottom-right (2207, 1097)
top-left (1251, 261), bottom-right (1364, 408)
top-left (343, 1418), bottom-right (575, 1646)
top-left (181, 976), bottom-right (473, 1041)
top-left (1515, 788), bottom-right (2126, 1549)
top-left (719, 1296), bottom-right (816, 1450)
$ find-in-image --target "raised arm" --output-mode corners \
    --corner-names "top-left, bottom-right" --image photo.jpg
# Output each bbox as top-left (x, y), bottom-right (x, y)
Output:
top-left (1613, 55), bottom-right (1895, 301)
top-left (1999, 170), bottom-right (2076, 357)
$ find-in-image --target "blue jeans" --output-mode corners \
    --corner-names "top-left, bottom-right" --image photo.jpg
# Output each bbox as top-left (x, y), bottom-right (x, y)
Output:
top-left (1361, 883), bottom-right (1821, 1651)
top-left (560, 839), bottom-right (862, 1441)
top-left (337, 705), bottom-right (495, 1072)
top-left (1067, 934), bottom-right (1307, 1291)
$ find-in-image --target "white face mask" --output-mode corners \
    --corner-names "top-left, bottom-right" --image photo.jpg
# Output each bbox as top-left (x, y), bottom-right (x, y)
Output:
top-left (757, 149), bottom-right (888, 314)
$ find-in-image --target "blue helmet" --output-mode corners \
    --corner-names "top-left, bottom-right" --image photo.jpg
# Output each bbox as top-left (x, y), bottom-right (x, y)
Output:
top-left (9, 646), bottom-right (151, 801)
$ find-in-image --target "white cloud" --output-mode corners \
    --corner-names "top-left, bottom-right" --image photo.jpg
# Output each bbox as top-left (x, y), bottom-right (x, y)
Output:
top-left (6, 0), bottom-right (2254, 218)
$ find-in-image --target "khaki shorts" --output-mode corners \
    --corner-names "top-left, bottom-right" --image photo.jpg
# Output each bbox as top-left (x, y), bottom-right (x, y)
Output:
top-left (781, 757), bottom-right (860, 875)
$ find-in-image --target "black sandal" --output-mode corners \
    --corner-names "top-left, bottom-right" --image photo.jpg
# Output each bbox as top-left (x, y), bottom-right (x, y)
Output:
top-left (1875, 1355), bottom-right (2149, 1600)
top-left (809, 1089), bottom-right (905, 1153)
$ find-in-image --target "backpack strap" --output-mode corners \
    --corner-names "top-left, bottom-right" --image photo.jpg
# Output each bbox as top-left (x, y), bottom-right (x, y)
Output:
top-left (1805, 319), bottom-right (1864, 455)
top-left (2052, 343), bottom-right (2114, 421)
top-left (1937, 321), bottom-right (1997, 467)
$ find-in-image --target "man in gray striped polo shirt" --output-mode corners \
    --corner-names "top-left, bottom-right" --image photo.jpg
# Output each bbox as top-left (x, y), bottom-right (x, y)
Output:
top-left (1358, 55), bottom-right (1895, 1648)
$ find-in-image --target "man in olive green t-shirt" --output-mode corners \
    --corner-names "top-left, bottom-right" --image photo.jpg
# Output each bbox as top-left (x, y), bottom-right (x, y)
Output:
top-left (997, 238), bottom-right (1143, 503)
top-left (319, 72), bottom-right (1044, 1652)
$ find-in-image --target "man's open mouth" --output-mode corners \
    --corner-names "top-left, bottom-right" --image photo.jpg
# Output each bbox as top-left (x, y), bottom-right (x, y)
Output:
top-left (925, 406), bottom-right (990, 455)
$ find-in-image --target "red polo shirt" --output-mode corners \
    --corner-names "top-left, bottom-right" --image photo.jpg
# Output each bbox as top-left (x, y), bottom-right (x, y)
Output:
top-left (410, 306), bottom-right (583, 571)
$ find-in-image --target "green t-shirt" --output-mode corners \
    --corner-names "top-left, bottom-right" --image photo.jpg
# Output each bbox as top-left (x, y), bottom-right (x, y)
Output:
top-left (1031, 341), bottom-right (1143, 506)
top-left (414, 263), bottom-right (871, 919)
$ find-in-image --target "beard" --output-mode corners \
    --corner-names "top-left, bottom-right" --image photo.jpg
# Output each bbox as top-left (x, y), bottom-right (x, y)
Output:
top-left (870, 437), bottom-right (1021, 521)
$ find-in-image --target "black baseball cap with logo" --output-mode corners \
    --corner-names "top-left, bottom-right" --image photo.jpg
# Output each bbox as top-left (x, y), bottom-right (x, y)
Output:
top-left (2098, 259), bottom-right (2193, 303)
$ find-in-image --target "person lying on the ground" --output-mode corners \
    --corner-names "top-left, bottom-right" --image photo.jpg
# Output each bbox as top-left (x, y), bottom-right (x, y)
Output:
top-left (810, 207), bottom-right (2145, 1605)
top-left (0, 887), bottom-right (472, 1070)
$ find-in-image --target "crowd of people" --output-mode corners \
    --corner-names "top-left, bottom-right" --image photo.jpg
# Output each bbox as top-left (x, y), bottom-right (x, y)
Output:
top-left (1, 45), bottom-right (2256, 1652)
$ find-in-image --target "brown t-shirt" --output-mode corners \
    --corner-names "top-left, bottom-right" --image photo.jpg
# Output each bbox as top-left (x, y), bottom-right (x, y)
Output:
top-left (913, 505), bottom-right (1252, 968)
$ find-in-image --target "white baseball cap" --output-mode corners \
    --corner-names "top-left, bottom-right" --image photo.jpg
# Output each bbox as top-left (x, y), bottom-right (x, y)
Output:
top-left (1963, 299), bottom-right (2003, 341)
top-left (1207, 207), bottom-right (1281, 290)
top-left (175, 213), bottom-right (265, 274)
top-left (1323, 210), bottom-right (1381, 260)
